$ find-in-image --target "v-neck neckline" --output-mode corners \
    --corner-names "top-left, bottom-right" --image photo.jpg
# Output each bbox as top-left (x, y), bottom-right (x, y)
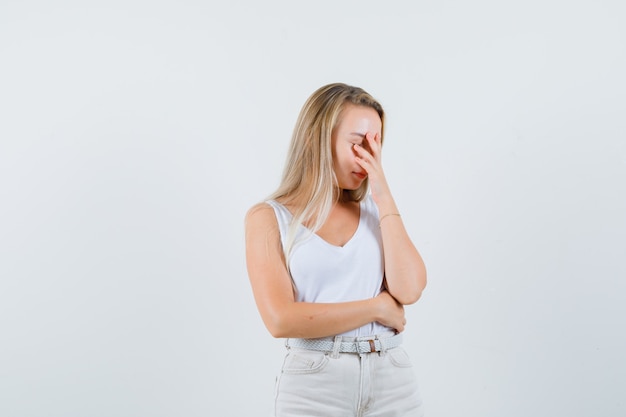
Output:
top-left (275, 200), bottom-right (364, 249)
top-left (312, 202), bottom-right (363, 249)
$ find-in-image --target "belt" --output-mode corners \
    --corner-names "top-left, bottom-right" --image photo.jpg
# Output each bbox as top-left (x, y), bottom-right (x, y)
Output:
top-left (286, 333), bottom-right (402, 354)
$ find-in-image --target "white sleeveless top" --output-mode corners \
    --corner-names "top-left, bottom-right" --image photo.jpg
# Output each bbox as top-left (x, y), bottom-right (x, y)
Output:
top-left (266, 195), bottom-right (392, 337)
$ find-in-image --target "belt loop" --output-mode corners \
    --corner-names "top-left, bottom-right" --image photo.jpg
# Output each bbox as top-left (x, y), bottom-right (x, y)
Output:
top-left (377, 335), bottom-right (387, 357)
top-left (330, 335), bottom-right (342, 359)
top-left (285, 338), bottom-right (291, 350)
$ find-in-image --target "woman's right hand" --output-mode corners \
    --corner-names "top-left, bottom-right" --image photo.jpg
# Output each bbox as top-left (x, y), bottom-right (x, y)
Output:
top-left (374, 290), bottom-right (406, 333)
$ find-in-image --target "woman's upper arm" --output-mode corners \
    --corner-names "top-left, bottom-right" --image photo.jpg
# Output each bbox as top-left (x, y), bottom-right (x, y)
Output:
top-left (244, 203), bottom-right (295, 336)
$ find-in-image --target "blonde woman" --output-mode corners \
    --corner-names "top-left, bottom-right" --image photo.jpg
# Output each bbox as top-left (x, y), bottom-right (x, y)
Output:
top-left (245, 83), bottom-right (427, 416)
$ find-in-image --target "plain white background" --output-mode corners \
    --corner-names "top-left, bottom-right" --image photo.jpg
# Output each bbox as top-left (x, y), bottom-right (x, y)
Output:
top-left (1, 1), bottom-right (625, 416)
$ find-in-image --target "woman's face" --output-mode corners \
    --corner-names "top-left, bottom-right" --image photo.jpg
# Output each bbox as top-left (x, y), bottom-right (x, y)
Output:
top-left (331, 104), bottom-right (382, 190)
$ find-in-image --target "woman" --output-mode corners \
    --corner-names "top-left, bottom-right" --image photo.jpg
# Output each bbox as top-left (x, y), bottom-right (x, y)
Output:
top-left (245, 83), bottom-right (427, 416)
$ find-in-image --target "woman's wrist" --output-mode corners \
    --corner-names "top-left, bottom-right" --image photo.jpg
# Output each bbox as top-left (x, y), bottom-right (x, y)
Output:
top-left (379, 212), bottom-right (401, 226)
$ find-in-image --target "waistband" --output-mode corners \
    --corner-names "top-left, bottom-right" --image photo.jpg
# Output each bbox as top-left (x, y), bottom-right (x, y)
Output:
top-left (286, 332), bottom-right (402, 355)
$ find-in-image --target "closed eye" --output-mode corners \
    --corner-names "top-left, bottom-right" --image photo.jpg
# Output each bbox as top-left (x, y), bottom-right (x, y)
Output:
top-left (350, 132), bottom-right (366, 140)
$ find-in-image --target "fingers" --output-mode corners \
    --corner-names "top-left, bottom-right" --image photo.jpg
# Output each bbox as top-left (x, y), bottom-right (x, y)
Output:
top-left (354, 143), bottom-right (377, 164)
top-left (353, 144), bottom-right (373, 171)
top-left (364, 132), bottom-right (381, 158)
top-left (353, 143), bottom-right (370, 158)
top-left (395, 318), bottom-right (406, 334)
top-left (354, 132), bottom-right (381, 170)
top-left (395, 306), bottom-right (406, 333)
top-left (376, 291), bottom-right (407, 332)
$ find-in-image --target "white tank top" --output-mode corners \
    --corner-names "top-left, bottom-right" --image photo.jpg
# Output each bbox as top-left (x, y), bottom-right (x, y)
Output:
top-left (266, 195), bottom-right (392, 337)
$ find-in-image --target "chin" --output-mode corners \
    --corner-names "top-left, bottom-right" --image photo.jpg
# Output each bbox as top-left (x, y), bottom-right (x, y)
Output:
top-left (341, 181), bottom-right (364, 192)
top-left (338, 175), bottom-right (367, 192)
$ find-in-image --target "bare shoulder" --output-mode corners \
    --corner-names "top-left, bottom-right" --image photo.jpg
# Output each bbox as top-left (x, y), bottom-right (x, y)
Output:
top-left (245, 202), bottom-right (284, 263)
top-left (245, 202), bottom-right (279, 238)
top-left (246, 202), bottom-right (274, 217)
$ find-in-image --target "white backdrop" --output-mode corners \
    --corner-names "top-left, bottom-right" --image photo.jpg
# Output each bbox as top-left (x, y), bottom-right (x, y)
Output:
top-left (1, 1), bottom-right (625, 416)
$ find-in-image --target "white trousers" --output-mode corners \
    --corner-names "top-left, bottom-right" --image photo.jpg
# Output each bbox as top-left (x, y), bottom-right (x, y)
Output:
top-left (273, 336), bottom-right (424, 417)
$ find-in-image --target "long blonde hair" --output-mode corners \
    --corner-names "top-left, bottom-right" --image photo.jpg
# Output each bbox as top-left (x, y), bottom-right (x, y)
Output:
top-left (269, 83), bottom-right (385, 262)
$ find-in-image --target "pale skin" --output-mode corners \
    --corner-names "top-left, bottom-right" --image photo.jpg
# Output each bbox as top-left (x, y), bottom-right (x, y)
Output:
top-left (245, 104), bottom-right (427, 339)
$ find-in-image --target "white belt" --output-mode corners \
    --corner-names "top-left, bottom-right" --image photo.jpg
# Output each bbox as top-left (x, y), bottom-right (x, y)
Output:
top-left (286, 333), bottom-right (403, 354)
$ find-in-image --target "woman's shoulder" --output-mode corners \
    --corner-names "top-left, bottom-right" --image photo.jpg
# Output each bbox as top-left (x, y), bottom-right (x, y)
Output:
top-left (247, 201), bottom-right (272, 212)
top-left (245, 202), bottom-right (277, 229)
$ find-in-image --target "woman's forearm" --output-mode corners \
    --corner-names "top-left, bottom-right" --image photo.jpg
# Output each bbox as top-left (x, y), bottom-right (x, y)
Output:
top-left (377, 197), bottom-right (427, 305)
top-left (262, 298), bottom-right (379, 339)
top-left (258, 290), bottom-right (404, 339)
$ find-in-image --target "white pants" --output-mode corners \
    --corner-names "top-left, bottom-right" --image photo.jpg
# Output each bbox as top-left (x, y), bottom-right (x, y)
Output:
top-left (273, 336), bottom-right (424, 416)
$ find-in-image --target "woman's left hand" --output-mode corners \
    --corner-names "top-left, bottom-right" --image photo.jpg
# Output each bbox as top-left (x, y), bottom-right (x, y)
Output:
top-left (354, 132), bottom-right (392, 205)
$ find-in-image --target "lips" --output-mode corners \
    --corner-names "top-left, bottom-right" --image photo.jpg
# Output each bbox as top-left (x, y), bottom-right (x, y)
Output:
top-left (353, 171), bottom-right (367, 179)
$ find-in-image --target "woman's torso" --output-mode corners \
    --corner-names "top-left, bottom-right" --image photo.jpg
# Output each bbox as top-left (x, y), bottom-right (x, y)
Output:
top-left (266, 195), bottom-right (391, 337)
